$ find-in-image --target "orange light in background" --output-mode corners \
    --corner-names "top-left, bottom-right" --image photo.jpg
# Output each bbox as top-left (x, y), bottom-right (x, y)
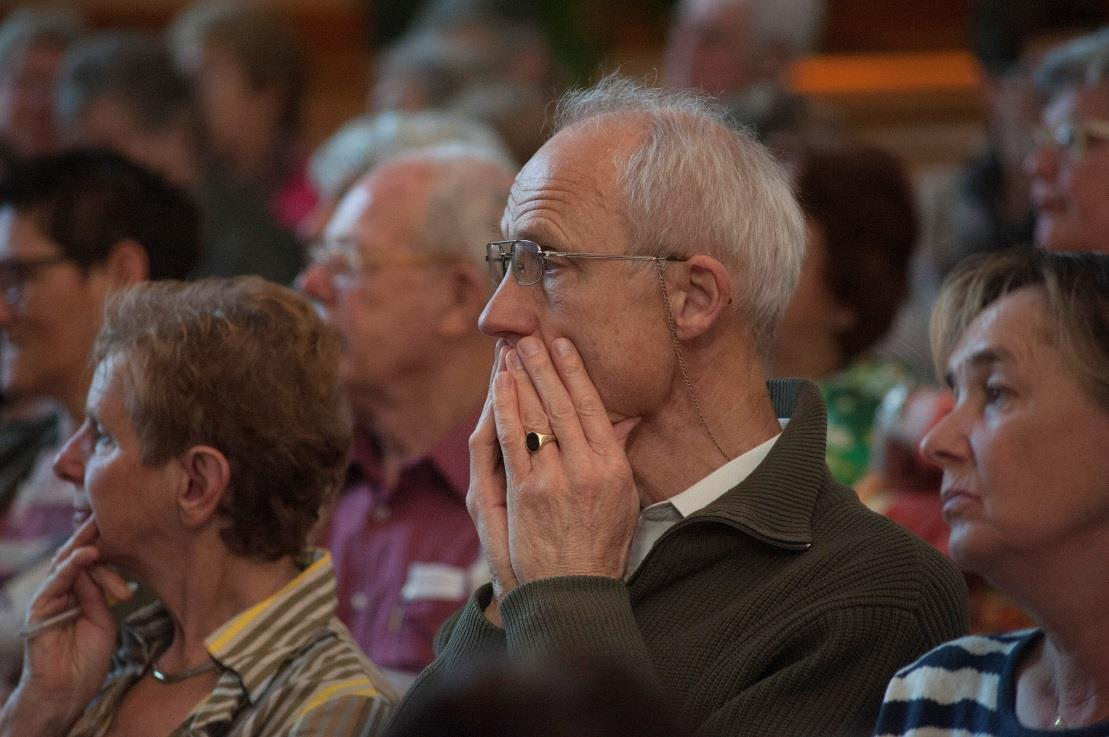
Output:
top-left (790, 50), bottom-right (982, 95)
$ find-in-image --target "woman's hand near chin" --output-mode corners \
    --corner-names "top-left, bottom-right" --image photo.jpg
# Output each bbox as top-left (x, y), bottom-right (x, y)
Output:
top-left (0, 516), bottom-right (134, 737)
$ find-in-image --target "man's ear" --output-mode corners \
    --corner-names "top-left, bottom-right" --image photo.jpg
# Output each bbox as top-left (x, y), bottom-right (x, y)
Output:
top-left (176, 445), bottom-right (231, 530)
top-left (104, 239), bottom-right (150, 287)
top-left (437, 263), bottom-right (487, 338)
top-left (668, 254), bottom-right (732, 340)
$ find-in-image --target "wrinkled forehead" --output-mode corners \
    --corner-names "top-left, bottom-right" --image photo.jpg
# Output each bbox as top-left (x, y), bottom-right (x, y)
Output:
top-left (325, 165), bottom-right (432, 247)
top-left (503, 118), bottom-right (645, 239)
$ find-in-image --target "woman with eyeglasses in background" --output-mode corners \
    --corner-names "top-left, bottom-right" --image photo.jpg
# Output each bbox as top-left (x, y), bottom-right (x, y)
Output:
top-left (1027, 27), bottom-right (1109, 256)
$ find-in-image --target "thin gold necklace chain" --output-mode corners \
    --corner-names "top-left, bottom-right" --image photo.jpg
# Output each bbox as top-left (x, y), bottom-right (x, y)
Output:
top-left (655, 261), bottom-right (730, 462)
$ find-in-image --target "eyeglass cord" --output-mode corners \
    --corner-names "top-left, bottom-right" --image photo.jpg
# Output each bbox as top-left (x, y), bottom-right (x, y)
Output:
top-left (655, 261), bottom-right (731, 463)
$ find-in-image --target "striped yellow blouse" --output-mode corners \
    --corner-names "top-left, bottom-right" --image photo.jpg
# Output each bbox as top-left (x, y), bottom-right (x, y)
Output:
top-left (66, 550), bottom-right (396, 737)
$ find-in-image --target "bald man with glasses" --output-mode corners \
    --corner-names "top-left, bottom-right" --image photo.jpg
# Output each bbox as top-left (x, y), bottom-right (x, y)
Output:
top-left (391, 78), bottom-right (968, 737)
top-left (299, 142), bottom-right (515, 693)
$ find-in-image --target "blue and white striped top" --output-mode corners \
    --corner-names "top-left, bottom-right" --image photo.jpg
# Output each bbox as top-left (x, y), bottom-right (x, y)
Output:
top-left (874, 630), bottom-right (1109, 736)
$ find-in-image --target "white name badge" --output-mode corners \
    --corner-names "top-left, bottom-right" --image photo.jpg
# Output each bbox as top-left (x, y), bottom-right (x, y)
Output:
top-left (400, 563), bottom-right (468, 602)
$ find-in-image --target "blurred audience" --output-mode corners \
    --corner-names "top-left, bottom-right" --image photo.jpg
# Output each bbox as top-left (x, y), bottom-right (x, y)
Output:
top-left (0, 149), bottom-right (199, 690)
top-left (55, 31), bottom-right (197, 190)
top-left (369, 31), bottom-right (486, 115)
top-left (370, 0), bottom-right (564, 164)
top-left (0, 8), bottom-right (81, 165)
top-left (771, 138), bottom-right (917, 487)
top-left (300, 144), bottom-right (514, 693)
top-left (169, 1), bottom-right (315, 235)
top-left (386, 655), bottom-right (687, 737)
top-left (56, 30), bottom-right (305, 284)
top-left (931, 0), bottom-right (1105, 273)
top-left (301, 110), bottom-right (512, 243)
top-left (883, 0), bottom-right (1103, 380)
top-left (663, 0), bottom-right (829, 139)
top-left (409, 0), bottom-right (564, 91)
top-left (875, 250), bottom-right (1109, 734)
top-left (1028, 26), bottom-right (1109, 254)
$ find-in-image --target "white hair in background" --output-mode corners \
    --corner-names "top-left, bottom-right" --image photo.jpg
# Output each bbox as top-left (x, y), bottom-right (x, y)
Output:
top-left (379, 142), bottom-right (516, 273)
top-left (308, 110), bottom-right (514, 200)
top-left (553, 75), bottom-right (805, 357)
top-left (677, 0), bottom-right (826, 57)
top-left (1034, 26), bottom-right (1109, 97)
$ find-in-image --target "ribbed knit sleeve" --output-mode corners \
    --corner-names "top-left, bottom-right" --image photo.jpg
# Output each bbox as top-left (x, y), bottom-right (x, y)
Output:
top-left (396, 583), bottom-right (506, 714)
top-left (500, 575), bottom-right (656, 676)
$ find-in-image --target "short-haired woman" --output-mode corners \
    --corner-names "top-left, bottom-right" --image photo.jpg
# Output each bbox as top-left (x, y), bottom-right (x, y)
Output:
top-left (874, 250), bottom-right (1109, 734)
top-left (0, 277), bottom-right (395, 737)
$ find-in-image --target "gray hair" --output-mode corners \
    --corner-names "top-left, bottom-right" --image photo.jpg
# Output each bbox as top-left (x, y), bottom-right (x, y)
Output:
top-left (0, 7), bottom-right (82, 71)
top-left (384, 143), bottom-right (516, 274)
top-left (372, 30), bottom-right (489, 110)
top-left (749, 0), bottom-right (826, 56)
top-left (553, 75), bottom-right (805, 356)
top-left (309, 110), bottom-right (513, 201)
top-left (1034, 26), bottom-right (1109, 97)
top-left (676, 0), bottom-right (826, 57)
top-left (55, 31), bottom-right (192, 133)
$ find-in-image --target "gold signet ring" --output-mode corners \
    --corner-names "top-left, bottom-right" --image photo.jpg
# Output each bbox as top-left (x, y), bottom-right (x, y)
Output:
top-left (525, 431), bottom-right (557, 453)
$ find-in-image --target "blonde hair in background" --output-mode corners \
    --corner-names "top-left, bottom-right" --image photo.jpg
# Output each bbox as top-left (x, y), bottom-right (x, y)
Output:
top-left (930, 249), bottom-right (1109, 411)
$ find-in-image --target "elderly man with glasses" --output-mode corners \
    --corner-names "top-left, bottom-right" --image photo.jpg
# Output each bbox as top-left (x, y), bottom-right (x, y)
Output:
top-left (391, 78), bottom-right (969, 737)
top-left (0, 149), bottom-right (198, 692)
top-left (1027, 27), bottom-right (1109, 254)
top-left (299, 142), bottom-right (515, 694)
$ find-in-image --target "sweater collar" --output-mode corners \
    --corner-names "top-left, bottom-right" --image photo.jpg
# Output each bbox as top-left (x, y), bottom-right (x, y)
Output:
top-left (686, 378), bottom-right (829, 550)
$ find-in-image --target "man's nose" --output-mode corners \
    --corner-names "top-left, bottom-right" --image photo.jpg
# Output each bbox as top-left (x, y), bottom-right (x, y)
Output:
top-left (478, 276), bottom-right (537, 339)
top-left (53, 422), bottom-right (89, 486)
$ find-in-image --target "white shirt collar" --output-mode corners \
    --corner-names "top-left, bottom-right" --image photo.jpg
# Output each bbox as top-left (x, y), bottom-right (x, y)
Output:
top-left (646, 432), bottom-right (781, 519)
top-left (624, 431), bottom-right (782, 579)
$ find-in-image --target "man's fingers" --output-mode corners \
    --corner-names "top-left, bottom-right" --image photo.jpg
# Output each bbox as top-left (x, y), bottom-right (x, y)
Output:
top-left (490, 368), bottom-right (530, 478)
top-left (505, 349), bottom-right (553, 440)
top-left (611, 416), bottom-right (644, 451)
top-left (469, 393), bottom-right (499, 472)
top-left (515, 337), bottom-right (587, 450)
top-left (548, 337), bottom-right (619, 449)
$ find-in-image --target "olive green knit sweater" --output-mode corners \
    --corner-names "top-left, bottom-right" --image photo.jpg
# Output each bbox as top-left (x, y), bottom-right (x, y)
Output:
top-left (395, 379), bottom-right (968, 737)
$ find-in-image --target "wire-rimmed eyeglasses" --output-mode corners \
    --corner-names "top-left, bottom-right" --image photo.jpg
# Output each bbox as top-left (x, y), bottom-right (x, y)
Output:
top-left (0, 255), bottom-right (71, 306)
top-left (485, 239), bottom-right (687, 286)
top-left (309, 238), bottom-right (463, 290)
top-left (1032, 118), bottom-right (1109, 158)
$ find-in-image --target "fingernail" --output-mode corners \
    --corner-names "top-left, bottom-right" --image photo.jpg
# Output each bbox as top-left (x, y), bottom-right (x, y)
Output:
top-left (505, 349), bottom-right (521, 370)
top-left (553, 338), bottom-right (573, 357)
top-left (518, 338), bottom-right (540, 357)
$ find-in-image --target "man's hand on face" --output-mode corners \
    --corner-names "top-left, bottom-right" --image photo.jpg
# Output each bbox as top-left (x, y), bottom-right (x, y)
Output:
top-left (491, 335), bottom-right (641, 588)
top-left (467, 351), bottom-right (519, 625)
